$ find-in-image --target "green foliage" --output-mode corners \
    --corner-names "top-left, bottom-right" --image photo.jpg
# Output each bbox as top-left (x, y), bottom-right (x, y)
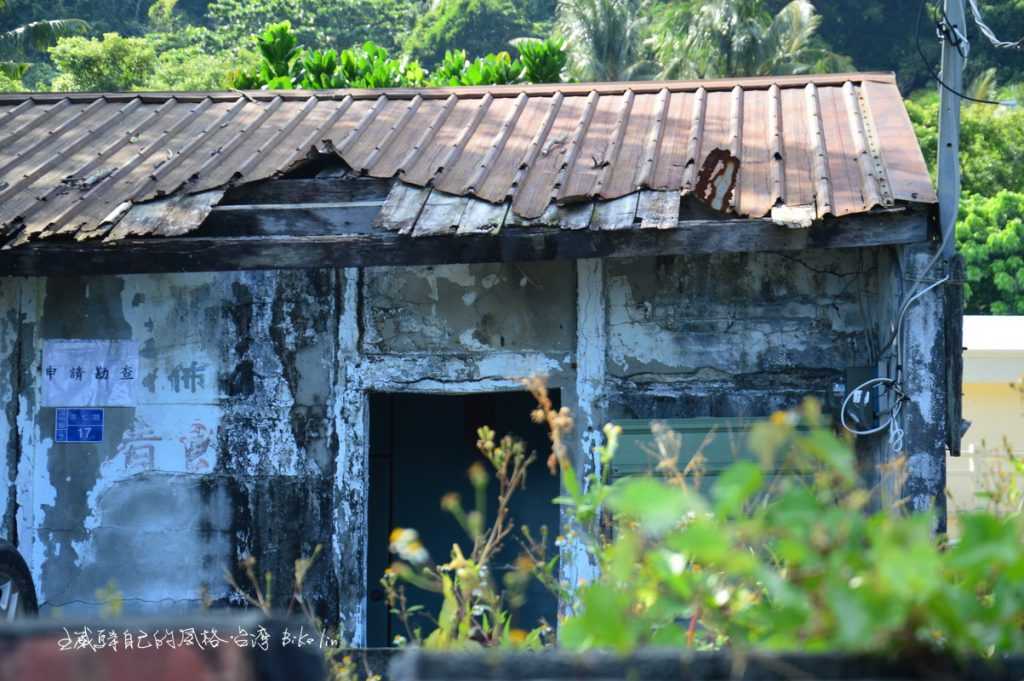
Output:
top-left (647, 0), bottom-right (850, 79)
top-left (908, 91), bottom-right (1024, 314)
top-left (0, 66), bottom-right (25, 91)
top-left (908, 91), bottom-right (1024, 198)
top-left (556, 402), bottom-right (1024, 656)
top-left (49, 32), bottom-right (156, 91)
top-left (428, 49), bottom-right (522, 86)
top-left (230, 28), bottom-right (428, 90)
top-left (255, 20), bottom-right (299, 86)
top-left (227, 20), bottom-right (301, 89)
top-left (957, 192), bottom-right (1024, 315)
top-left (404, 0), bottom-right (530, 67)
top-left (0, 13), bottom-right (87, 87)
top-left (207, 0), bottom-right (421, 55)
top-left (557, 0), bottom-right (651, 82)
top-left (333, 41), bottom-right (426, 88)
top-left (0, 0), bottom-right (146, 38)
top-left (225, 20), bottom-right (569, 91)
top-left (297, 48), bottom-right (343, 89)
top-left (146, 45), bottom-right (244, 90)
top-left (514, 36), bottom-right (567, 83)
top-left (0, 18), bottom-right (89, 55)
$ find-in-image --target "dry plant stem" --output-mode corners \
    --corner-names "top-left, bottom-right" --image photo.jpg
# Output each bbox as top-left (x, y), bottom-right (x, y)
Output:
top-left (687, 606), bottom-right (702, 647)
top-left (522, 377), bottom-right (571, 474)
top-left (478, 454), bottom-right (535, 563)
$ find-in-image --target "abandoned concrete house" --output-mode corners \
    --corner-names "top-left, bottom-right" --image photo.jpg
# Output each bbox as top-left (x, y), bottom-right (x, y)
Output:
top-left (0, 72), bottom-right (961, 644)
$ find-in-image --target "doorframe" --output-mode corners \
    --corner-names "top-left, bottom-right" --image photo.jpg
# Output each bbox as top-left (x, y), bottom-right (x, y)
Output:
top-left (331, 260), bottom-right (606, 645)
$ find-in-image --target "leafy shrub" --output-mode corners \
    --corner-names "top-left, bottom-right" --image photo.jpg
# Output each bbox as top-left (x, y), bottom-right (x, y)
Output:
top-left (334, 42), bottom-right (426, 88)
top-left (145, 46), bottom-right (247, 90)
top-left (0, 67), bottom-right (26, 91)
top-left (555, 400), bottom-right (1024, 657)
top-left (49, 32), bottom-right (155, 91)
top-left (207, 0), bottom-right (419, 55)
top-left (226, 20), bottom-right (569, 91)
top-left (957, 191), bottom-right (1024, 314)
top-left (428, 49), bottom-right (523, 86)
top-left (908, 92), bottom-right (1024, 198)
top-left (514, 36), bottom-right (567, 84)
top-left (384, 378), bottom-right (1024, 660)
top-left (907, 92), bottom-right (1024, 315)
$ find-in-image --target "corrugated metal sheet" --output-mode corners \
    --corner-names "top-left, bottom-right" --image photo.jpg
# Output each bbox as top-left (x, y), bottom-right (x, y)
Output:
top-left (0, 73), bottom-right (936, 246)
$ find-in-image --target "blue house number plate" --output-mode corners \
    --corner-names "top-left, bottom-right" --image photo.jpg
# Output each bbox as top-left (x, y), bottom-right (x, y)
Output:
top-left (55, 408), bottom-right (104, 443)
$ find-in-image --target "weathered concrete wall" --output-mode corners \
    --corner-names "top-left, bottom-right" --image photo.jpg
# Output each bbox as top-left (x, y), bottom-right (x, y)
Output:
top-left (0, 262), bottom-right (579, 640)
top-left (0, 246), bottom-right (948, 637)
top-left (5, 271), bottom-right (344, 621)
top-left (603, 250), bottom-right (886, 419)
top-left (363, 262), bottom-right (575, 355)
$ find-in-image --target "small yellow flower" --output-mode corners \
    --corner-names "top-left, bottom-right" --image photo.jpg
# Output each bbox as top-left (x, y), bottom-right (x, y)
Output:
top-left (468, 462), bottom-right (489, 488)
top-left (389, 528), bottom-right (430, 565)
top-left (389, 528), bottom-right (411, 545)
top-left (603, 423), bottom-right (622, 439)
top-left (509, 628), bottom-right (528, 644)
top-left (440, 492), bottom-right (461, 511)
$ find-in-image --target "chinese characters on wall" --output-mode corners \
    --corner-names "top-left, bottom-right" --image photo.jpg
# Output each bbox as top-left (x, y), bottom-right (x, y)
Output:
top-left (42, 339), bottom-right (140, 407)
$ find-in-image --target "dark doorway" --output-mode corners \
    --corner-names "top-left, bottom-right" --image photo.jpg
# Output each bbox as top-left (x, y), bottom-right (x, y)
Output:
top-left (366, 390), bottom-right (561, 647)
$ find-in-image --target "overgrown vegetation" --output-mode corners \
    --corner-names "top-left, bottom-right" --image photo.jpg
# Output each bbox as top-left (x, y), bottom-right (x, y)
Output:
top-left (368, 379), bottom-right (1024, 659)
top-left (908, 90), bottom-right (1024, 314)
top-left (224, 20), bottom-right (569, 89)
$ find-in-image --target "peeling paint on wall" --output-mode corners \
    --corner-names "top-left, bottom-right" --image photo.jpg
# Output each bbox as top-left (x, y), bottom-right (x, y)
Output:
top-left (363, 262), bottom-right (575, 355)
top-left (0, 242), bottom-right (950, 633)
top-left (600, 250), bottom-right (893, 442)
top-left (1, 280), bottom-right (19, 545)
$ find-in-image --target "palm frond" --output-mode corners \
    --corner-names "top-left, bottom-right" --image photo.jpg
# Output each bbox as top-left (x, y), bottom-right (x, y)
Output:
top-left (0, 61), bottom-right (30, 79)
top-left (558, 0), bottom-right (649, 82)
top-left (966, 67), bottom-right (998, 105)
top-left (0, 19), bottom-right (89, 55)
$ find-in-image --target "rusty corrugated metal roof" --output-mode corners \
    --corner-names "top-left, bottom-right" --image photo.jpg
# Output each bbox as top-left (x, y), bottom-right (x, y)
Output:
top-left (0, 73), bottom-right (935, 246)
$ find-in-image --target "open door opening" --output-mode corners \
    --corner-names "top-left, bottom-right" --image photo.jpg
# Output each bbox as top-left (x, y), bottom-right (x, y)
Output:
top-left (366, 390), bottom-right (561, 647)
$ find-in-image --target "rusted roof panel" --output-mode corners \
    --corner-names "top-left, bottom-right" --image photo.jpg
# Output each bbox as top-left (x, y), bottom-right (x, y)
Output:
top-left (0, 73), bottom-right (936, 246)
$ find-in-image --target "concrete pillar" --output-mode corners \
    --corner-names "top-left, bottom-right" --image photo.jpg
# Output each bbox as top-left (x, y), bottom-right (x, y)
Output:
top-left (559, 259), bottom-right (606, 614)
top-left (896, 243), bottom-right (951, 532)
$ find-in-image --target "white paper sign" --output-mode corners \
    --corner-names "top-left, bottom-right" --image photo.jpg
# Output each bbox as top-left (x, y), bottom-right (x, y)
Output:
top-left (42, 339), bottom-right (140, 407)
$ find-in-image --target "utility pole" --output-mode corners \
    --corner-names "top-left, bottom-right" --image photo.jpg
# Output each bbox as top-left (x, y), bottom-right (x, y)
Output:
top-left (937, 0), bottom-right (965, 258)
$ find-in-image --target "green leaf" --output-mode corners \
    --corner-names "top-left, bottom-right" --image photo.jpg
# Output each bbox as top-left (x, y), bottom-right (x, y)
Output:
top-left (668, 519), bottom-right (729, 564)
top-left (712, 461), bottom-right (763, 517)
top-left (608, 477), bottom-right (702, 536)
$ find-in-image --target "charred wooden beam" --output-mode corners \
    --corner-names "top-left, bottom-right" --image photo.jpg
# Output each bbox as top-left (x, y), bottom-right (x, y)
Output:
top-left (218, 177), bottom-right (391, 206)
top-left (0, 209), bottom-right (930, 277)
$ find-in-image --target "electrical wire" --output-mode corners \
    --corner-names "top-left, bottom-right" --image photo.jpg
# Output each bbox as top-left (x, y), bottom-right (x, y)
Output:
top-left (915, 0), bottom-right (1010, 107)
top-left (841, 0), bottom-right (964, 446)
top-left (966, 0), bottom-right (1024, 50)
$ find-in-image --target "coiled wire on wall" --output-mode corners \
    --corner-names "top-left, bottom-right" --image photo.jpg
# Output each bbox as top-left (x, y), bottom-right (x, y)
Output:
top-left (840, 274), bottom-right (950, 453)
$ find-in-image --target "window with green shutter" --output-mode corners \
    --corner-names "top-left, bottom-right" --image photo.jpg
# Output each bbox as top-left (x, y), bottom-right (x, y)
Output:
top-left (609, 417), bottom-right (825, 488)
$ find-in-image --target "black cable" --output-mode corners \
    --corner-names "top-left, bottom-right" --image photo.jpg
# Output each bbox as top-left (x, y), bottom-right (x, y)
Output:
top-left (915, 0), bottom-right (1007, 106)
top-left (936, 1), bottom-right (968, 58)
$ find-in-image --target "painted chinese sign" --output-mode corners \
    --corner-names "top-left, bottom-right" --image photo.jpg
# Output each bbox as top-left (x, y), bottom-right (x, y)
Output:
top-left (42, 339), bottom-right (140, 407)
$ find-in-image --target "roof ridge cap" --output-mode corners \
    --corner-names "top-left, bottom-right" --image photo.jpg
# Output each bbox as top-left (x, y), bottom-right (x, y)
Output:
top-left (0, 72), bottom-right (897, 104)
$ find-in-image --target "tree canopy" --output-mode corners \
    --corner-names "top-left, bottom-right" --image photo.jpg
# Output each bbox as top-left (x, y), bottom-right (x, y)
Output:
top-left (403, 0), bottom-right (530, 67)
